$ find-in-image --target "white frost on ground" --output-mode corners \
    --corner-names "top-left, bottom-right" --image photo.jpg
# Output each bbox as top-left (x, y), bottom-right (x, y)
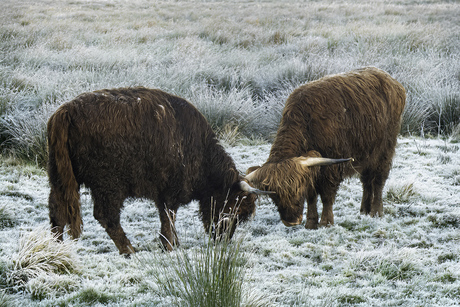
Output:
top-left (0, 137), bottom-right (459, 306)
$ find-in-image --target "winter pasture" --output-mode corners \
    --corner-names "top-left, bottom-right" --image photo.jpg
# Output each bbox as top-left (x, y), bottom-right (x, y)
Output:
top-left (1, 138), bottom-right (460, 306)
top-left (0, 0), bottom-right (459, 306)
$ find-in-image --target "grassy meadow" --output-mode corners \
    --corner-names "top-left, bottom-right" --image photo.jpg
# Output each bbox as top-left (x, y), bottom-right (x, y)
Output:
top-left (0, 0), bottom-right (459, 306)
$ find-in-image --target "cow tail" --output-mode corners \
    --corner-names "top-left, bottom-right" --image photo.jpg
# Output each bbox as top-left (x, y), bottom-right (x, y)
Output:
top-left (47, 108), bottom-right (82, 239)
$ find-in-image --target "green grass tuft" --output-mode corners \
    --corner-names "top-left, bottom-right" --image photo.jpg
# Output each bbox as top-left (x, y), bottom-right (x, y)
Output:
top-left (137, 212), bottom-right (255, 307)
top-left (0, 205), bottom-right (16, 229)
top-left (427, 214), bottom-right (460, 228)
top-left (337, 294), bottom-right (366, 305)
top-left (72, 288), bottom-right (118, 305)
top-left (144, 240), bottom-right (248, 306)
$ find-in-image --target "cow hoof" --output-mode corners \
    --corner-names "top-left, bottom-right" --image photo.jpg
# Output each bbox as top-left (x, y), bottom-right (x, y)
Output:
top-left (319, 221), bottom-right (333, 228)
top-left (305, 220), bottom-right (318, 229)
top-left (119, 246), bottom-right (136, 256)
top-left (370, 211), bottom-right (384, 218)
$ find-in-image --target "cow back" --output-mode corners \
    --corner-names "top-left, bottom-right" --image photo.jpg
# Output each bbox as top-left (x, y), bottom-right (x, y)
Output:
top-left (62, 87), bottom-right (211, 202)
top-left (269, 67), bottom-right (406, 173)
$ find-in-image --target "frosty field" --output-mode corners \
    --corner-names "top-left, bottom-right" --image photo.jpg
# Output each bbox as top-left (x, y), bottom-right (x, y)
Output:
top-left (1, 0), bottom-right (460, 305)
top-left (1, 137), bottom-right (460, 306)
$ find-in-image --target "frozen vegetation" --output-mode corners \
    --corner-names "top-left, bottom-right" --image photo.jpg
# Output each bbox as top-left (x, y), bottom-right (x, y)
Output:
top-left (0, 137), bottom-right (460, 306)
top-left (1, 0), bottom-right (459, 163)
top-left (0, 0), bottom-right (459, 305)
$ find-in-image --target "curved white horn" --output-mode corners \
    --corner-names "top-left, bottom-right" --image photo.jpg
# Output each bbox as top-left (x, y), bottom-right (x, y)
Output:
top-left (239, 181), bottom-right (275, 195)
top-left (297, 157), bottom-right (354, 167)
top-left (245, 170), bottom-right (257, 182)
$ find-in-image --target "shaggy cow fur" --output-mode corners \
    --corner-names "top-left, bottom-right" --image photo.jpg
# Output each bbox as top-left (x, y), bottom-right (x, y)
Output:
top-left (246, 67), bottom-right (406, 229)
top-left (47, 87), bottom-right (257, 254)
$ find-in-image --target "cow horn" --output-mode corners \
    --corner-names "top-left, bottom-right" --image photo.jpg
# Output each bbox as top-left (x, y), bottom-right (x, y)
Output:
top-left (239, 181), bottom-right (275, 195)
top-left (297, 157), bottom-right (354, 167)
top-left (245, 170), bottom-right (257, 182)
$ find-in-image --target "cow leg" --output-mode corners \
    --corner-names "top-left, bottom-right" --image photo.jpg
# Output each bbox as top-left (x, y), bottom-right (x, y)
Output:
top-left (319, 184), bottom-right (339, 227)
top-left (305, 189), bottom-right (319, 229)
top-left (158, 204), bottom-right (179, 251)
top-left (92, 193), bottom-right (134, 255)
top-left (369, 169), bottom-right (390, 217)
top-left (49, 187), bottom-right (65, 241)
top-left (360, 169), bottom-right (373, 215)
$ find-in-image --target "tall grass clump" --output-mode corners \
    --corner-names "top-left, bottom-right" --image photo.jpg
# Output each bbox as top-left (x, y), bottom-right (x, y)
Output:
top-left (187, 85), bottom-right (282, 140)
top-left (385, 182), bottom-right (418, 204)
top-left (403, 78), bottom-right (460, 137)
top-left (137, 212), bottom-right (257, 307)
top-left (450, 123), bottom-right (460, 142)
top-left (432, 92), bottom-right (460, 136)
top-left (398, 51), bottom-right (460, 136)
top-left (400, 87), bottom-right (434, 136)
top-left (6, 225), bottom-right (79, 294)
top-left (0, 103), bottom-right (56, 168)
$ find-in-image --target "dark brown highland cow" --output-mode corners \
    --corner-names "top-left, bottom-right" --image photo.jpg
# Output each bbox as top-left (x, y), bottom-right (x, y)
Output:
top-left (245, 67), bottom-right (406, 229)
top-left (47, 87), bottom-right (264, 254)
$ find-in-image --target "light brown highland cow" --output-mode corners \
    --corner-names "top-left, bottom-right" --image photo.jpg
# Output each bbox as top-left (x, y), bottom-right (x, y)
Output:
top-left (246, 67), bottom-right (406, 229)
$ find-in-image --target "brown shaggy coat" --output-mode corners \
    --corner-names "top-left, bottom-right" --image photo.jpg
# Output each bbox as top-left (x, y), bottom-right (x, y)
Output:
top-left (47, 87), bottom-right (257, 254)
top-left (246, 67), bottom-right (406, 228)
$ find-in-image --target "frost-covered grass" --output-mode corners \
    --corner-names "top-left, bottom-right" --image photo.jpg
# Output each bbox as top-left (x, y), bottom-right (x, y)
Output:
top-left (5, 226), bottom-right (79, 300)
top-left (137, 227), bottom-right (253, 307)
top-left (0, 0), bottom-right (459, 305)
top-left (0, 137), bottom-right (459, 306)
top-left (1, 0), bottom-right (460, 165)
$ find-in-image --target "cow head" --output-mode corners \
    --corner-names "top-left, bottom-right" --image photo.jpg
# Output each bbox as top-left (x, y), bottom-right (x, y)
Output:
top-left (245, 150), bottom-right (352, 226)
top-left (204, 178), bottom-right (273, 240)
